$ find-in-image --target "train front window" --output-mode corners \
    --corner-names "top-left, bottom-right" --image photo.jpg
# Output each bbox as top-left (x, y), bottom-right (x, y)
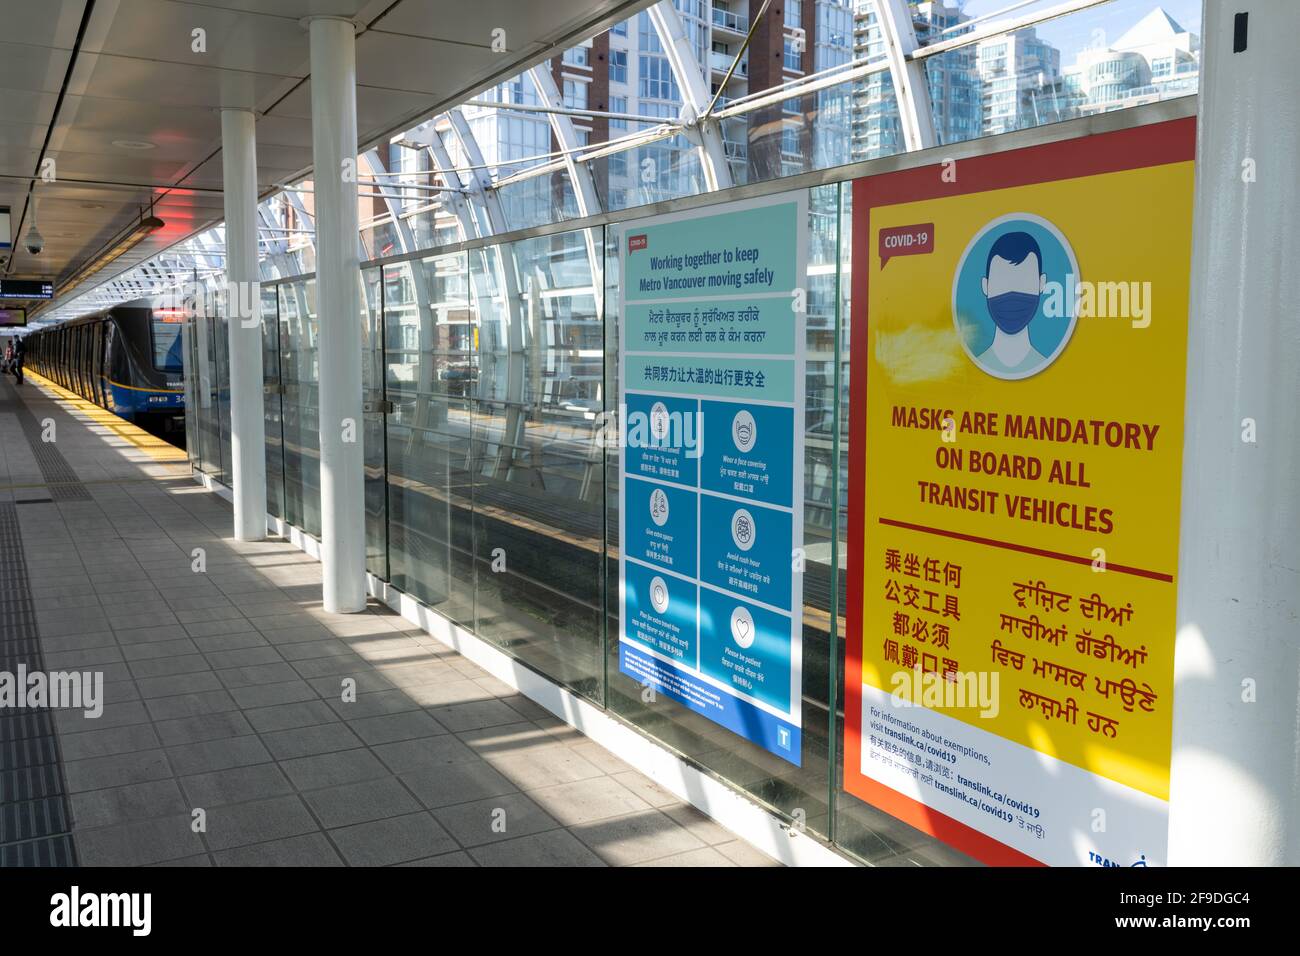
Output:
top-left (151, 313), bottom-right (184, 370)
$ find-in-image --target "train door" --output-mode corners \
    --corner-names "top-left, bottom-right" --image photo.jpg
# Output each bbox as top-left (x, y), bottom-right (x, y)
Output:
top-left (84, 325), bottom-right (95, 401)
top-left (67, 326), bottom-right (76, 394)
top-left (71, 326), bottom-right (81, 397)
top-left (75, 325), bottom-right (87, 398)
top-left (82, 325), bottom-right (93, 399)
top-left (73, 326), bottom-right (84, 396)
top-left (103, 321), bottom-right (113, 407)
top-left (92, 325), bottom-right (104, 408)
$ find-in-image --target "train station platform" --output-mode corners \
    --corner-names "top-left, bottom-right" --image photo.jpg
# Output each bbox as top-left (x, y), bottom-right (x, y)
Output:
top-left (0, 373), bottom-right (773, 867)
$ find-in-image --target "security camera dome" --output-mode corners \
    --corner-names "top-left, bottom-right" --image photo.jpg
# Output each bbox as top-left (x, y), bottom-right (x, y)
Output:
top-left (24, 223), bottom-right (44, 255)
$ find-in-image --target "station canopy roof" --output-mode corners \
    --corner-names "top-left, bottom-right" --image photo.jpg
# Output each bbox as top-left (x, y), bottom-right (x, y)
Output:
top-left (0, 0), bottom-right (649, 320)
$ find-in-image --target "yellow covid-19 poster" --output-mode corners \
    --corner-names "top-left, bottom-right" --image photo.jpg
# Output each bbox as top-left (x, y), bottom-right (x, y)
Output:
top-left (844, 118), bottom-right (1196, 867)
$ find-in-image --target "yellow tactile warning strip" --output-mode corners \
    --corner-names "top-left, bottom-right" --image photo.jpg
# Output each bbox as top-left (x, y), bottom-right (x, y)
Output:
top-left (23, 371), bottom-right (188, 464)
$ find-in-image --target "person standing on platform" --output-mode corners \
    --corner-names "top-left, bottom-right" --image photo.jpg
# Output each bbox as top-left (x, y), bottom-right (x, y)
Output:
top-left (12, 335), bottom-right (24, 385)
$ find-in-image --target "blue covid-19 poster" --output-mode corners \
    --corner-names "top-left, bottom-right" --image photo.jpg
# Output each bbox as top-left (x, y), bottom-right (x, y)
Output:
top-left (618, 192), bottom-right (806, 766)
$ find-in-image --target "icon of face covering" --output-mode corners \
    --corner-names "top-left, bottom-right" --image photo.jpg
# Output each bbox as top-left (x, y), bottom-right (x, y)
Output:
top-left (986, 290), bottom-right (1041, 334)
top-left (982, 230), bottom-right (1046, 336)
top-left (735, 421), bottom-right (752, 446)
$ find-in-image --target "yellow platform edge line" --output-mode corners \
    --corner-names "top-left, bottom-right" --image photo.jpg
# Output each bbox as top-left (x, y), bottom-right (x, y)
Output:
top-left (24, 370), bottom-right (188, 464)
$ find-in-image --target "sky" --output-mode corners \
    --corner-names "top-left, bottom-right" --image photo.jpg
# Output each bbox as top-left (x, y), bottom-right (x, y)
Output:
top-left (957, 0), bottom-right (1203, 62)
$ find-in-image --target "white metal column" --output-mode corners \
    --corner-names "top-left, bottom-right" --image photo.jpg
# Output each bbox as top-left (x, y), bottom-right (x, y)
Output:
top-left (878, 0), bottom-right (938, 152)
top-left (307, 16), bottom-right (366, 613)
top-left (527, 65), bottom-right (604, 316)
top-left (647, 0), bottom-right (733, 191)
top-left (1168, 0), bottom-right (1300, 865)
top-left (220, 107), bottom-right (267, 541)
top-left (445, 109), bottom-right (529, 479)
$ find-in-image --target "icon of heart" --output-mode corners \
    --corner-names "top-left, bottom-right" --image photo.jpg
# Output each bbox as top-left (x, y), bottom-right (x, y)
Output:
top-left (735, 619), bottom-right (749, 637)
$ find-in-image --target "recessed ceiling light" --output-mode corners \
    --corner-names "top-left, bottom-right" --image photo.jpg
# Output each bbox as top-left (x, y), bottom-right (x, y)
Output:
top-left (80, 202), bottom-right (104, 209)
top-left (111, 139), bottom-right (156, 150)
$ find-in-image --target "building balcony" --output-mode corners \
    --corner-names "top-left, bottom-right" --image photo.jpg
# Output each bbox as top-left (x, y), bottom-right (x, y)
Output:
top-left (711, 51), bottom-right (748, 76)
top-left (712, 7), bottom-right (749, 36)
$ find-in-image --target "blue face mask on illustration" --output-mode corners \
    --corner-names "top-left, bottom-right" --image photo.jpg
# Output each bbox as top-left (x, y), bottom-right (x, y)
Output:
top-left (986, 290), bottom-right (1041, 335)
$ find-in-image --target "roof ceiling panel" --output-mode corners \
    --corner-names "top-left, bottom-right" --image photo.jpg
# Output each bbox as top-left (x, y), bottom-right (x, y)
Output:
top-left (48, 93), bottom-right (224, 154)
top-left (248, 112), bottom-right (315, 149)
top-left (0, 145), bottom-right (43, 178)
top-left (266, 81), bottom-right (441, 147)
top-left (0, 89), bottom-right (61, 123)
top-left (371, 0), bottom-right (636, 49)
top-left (355, 32), bottom-right (541, 97)
top-left (180, 0), bottom-right (374, 20)
top-left (0, 0), bottom-right (654, 310)
top-left (66, 52), bottom-right (296, 111)
top-left (95, 0), bottom-right (313, 78)
top-left (38, 147), bottom-right (200, 184)
top-left (0, 0), bottom-right (86, 49)
top-left (0, 42), bottom-right (74, 96)
top-left (177, 156), bottom-right (303, 191)
top-left (0, 121), bottom-right (50, 151)
top-left (52, 127), bottom-right (219, 166)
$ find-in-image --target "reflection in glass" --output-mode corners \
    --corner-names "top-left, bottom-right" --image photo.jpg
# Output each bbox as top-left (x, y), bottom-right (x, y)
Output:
top-left (278, 280), bottom-right (321, 536)
top-left (384, 255), bottom-right (466, 623)
top-left (262, 284), bottom-right (285, 519)
top-left (470, 231), bottom-right (606, 699)
top-left (362, 269), bottom-right (388, 578)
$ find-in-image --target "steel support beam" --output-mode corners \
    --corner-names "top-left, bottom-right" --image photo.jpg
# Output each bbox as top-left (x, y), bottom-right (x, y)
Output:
top-left (878, 0), bottom-right (938, 151)
top-left (526, 65), bottom-right (605, 317)
top-left (647, 0), bottom-right (734, 191)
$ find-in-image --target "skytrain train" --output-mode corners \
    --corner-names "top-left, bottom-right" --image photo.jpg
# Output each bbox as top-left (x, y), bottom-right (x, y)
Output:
top-left (24, 299), bottom-right (185, 437)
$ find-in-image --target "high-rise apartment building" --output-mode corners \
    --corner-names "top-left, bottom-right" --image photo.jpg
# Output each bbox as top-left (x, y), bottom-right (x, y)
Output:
top-left (851, 1), bottom-right (982, 160)
top-left (1063, 7), bottom-right (1200, 114)
top-left (448, 2), bottom-right (856, 214)
top-left (974, 26), bottom-right (1061, 135)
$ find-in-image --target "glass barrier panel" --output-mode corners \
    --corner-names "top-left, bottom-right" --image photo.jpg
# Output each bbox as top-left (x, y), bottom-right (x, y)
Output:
top-left (362, 267), bottom-right (388, 578)
top-left (383, 254), bottom-right (472, 625)
top-left (278, 279), bottom-right (322, 537)
top-left (468, 230), bottom-right (606, 702)
top-left (182, 318), bottom-right (199, 469)
top-left (213, 292), bottom-right (233, 488)
top-left (262, 284), bottom-right (286, 520)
